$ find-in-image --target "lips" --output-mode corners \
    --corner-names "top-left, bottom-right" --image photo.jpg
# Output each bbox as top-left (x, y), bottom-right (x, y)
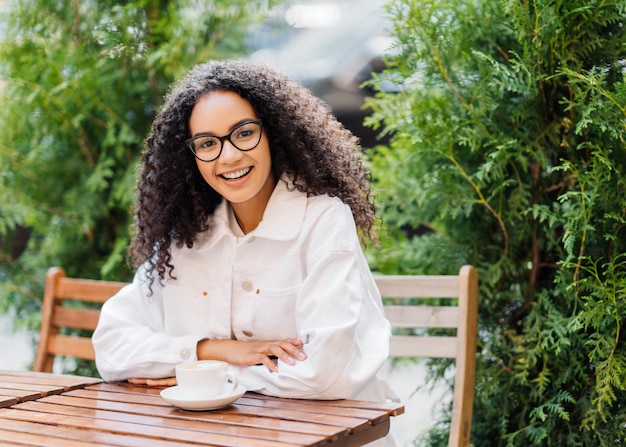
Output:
top-left (220, 167), bottom-right (252, 180)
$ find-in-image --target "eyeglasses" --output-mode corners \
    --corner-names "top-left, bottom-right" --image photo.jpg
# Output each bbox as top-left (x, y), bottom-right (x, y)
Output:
top-left (186, 119), bottom-right (263, 162)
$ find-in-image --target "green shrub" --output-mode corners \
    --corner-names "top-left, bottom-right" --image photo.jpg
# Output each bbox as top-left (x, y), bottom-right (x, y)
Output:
top-left (0, 0), bottom-right (277, 367)
top-left (366, 0), bottom-right (626, 445)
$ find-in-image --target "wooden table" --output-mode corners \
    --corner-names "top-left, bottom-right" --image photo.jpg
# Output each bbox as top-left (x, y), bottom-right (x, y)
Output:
top-left (0, 370), bottom-right (404, 446)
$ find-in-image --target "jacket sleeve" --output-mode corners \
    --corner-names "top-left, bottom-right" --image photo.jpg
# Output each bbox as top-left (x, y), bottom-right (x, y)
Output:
top-left (234, 208), bottom-right (391, 400)
top-left (92, 268), bottom-right (204, 382)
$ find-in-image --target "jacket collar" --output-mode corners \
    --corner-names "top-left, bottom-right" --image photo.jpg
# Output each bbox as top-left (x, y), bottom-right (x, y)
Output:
top-left (196, 178), bottom-right (306, 250)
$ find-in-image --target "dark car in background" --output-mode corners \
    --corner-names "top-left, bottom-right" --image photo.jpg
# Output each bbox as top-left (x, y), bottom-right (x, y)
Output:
top-left (249, 0), bottom-right (393, 147)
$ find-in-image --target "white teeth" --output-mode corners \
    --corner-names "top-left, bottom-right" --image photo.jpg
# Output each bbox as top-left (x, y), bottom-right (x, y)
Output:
top-left (221, 167), bottom-right (251, 180)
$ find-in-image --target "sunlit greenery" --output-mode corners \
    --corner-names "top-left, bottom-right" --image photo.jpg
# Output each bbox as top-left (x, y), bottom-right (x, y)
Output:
top-left (366, 0), bottom-right (626, 445)
top-left (2, 1), bottom-right (625, 444)
top-left (0, 0), bottom-right (278, 360)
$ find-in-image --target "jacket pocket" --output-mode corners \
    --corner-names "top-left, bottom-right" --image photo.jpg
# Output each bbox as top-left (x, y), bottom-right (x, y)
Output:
top-left (250, 284), bottom-right (300, 339)
top-left (162, 284), bottom-right (209, 336)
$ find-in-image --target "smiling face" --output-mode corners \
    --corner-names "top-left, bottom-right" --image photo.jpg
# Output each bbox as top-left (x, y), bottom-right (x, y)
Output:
top-left (189, 91), bottom-right (276, 231)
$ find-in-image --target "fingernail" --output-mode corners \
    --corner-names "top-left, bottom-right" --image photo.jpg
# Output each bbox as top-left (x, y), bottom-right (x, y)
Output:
top-left (287, 356), bottom-right (296, 365)
top-left (297, 351), bottom-right (307, 360)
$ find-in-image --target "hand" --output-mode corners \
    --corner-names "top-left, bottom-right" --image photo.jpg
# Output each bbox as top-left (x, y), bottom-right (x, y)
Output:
top-left (127, 377), bottom-right (177, 387)
top-left (197, 338), bottom-right (307, 373)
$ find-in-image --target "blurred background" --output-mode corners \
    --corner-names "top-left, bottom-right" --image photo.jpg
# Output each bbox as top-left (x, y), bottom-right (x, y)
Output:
top-left (0, 1), bottom-right (436, 445)
top-left (5, 1), bottom-right (623, 445)
top-left (248, 0), bottom-right (392, 147)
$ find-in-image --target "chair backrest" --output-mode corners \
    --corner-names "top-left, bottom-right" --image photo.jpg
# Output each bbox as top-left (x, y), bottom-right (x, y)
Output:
top-left (375, 265), bottom-right (478, 447)
top-left (34, 267), bottom-right (127, 372)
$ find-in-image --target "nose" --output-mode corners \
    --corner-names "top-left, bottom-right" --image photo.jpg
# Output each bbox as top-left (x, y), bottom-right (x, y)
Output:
top-left (218, 139), bottom-right (242, 162)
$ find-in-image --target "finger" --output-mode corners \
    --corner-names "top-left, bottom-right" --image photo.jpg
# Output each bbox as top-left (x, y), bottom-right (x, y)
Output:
top-left (271, 342), bottom-right (307, 365)
top-left (262, 343), bottom-right (291, 366)
top-left (259, 354), bottom-right (278, 373)
top-left (279, 341), bottom-right (307, 361)
top-left (145, 377), bottom-right (177, 387)
top-left (285, 338), bottom-right (304, 347)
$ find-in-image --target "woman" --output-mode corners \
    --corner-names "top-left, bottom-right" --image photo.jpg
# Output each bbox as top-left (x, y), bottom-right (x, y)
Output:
top-left (93, 59), bottom-right (393, 403)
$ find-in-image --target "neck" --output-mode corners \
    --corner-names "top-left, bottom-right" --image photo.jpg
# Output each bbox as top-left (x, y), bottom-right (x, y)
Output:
top-left (231, 175), bottom-right (277, 234)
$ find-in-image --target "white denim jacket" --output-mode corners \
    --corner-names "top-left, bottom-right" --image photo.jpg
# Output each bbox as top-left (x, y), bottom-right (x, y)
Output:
top-left (93, 179), bottom-right (393, 401)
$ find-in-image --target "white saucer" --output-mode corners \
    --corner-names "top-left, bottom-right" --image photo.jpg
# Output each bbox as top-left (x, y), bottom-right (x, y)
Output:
top-left (160, 384), bottom-right (246, 411)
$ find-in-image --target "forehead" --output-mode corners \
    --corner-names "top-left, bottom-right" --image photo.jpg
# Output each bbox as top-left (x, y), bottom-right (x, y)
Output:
top-left (189, 91), bottom-right (257, 135)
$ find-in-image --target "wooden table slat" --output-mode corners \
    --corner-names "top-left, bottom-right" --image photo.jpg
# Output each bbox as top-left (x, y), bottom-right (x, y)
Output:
top-left (0, 372), bottom-right (402, 446)
top-left (0, 371), bottom-right (102, 410)
top-left (2, 405), bottom-right (321, 447)
top-left (87, 381), bottom-right (165, 395)
top-left (14, 400), bottom-right (329, 446)
top-left (0, 426), bottom-right (104, 447)
top-left (234, 395), bottom-right (390, 423)
top-left (52, 391), bottom-right (346, 439)
top-left (0, 417), bottom-right (214, 447)
top-left (0, 395), bottom-right (19, 408)
top-left (64, 387), bottom-right (371, 429)
top-left (0, 381), bottom-right (67, 393)
top-left (91, 382), bottom-right (403, 416)
top-left (227, 397), bottom-right (374, 430)
top-left (0, 371), bottom-right (101, 390)
top-left (0, 389), bottom-right (41, 400)
top-left (245, 392), bottom-right (406, 417)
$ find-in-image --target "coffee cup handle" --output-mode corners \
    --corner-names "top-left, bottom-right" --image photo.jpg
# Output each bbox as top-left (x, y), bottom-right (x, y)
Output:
top-left (221, 371), bottom-right (238, 394)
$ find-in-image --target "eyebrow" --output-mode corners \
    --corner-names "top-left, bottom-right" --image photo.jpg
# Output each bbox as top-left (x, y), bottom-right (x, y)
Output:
top-left (191, 118), bottom-right (257, 138)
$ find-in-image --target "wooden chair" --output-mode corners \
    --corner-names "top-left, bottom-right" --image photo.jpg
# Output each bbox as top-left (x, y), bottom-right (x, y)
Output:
top-left (34, 267), bottom-right (127, 372)
top-left (375, 265), bottom-right (478, 447)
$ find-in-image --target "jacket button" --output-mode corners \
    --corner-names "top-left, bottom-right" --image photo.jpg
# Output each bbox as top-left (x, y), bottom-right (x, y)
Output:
top-left (242, 281), bottom-right (253, 291)
top-left (180, 348), bottom-right (191, 359)
top-left (242, 330), bottom-right (253, 337)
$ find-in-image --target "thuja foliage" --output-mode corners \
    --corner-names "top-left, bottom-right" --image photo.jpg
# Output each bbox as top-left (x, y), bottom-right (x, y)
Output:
top-left (0, 0), bottom-right (277, 358)
top-left (366, 0), bottom-right (626, 445)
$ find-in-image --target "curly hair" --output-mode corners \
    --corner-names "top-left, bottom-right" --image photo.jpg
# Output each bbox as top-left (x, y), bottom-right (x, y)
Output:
top-left (130, 59), bottom-right (377, 284)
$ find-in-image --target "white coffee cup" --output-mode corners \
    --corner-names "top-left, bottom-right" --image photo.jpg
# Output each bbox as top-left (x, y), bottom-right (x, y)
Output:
top-left (175, 360), bottom-right (238, 400)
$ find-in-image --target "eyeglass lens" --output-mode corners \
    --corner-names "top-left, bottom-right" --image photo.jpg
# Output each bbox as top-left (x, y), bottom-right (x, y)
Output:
top-left (188, 120), bottom-right (262, 162)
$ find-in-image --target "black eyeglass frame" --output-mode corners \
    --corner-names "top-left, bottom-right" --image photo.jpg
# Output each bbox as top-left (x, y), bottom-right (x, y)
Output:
top-left (185, 119), bottom-right (263, 162)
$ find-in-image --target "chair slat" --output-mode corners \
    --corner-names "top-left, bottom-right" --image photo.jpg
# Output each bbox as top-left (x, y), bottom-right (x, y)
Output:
top-left (34, 267), bottom-right (125, 373)
top-left (389, 336), bottom-right (457, 358)
top-left (375, 275), bottom-right (459, 298)
top-left (384, 305), bottom-right (459, 328)
top-left (35, 265), bottom-right (478, 447)
top-left (52, 306), bottom-right (100, 331)
top-left (47, 335), bottom-right (95, 360)
top-left (375, 265), bottom-right (478, 447)
top-left (56, 278), bottom-right (126, 303)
